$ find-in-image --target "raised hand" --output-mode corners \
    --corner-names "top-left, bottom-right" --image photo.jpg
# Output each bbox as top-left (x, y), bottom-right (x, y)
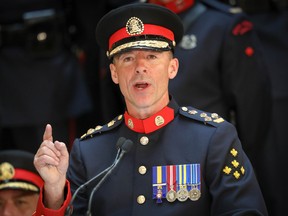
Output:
top-left (34, 124), bottom-right (69, 209)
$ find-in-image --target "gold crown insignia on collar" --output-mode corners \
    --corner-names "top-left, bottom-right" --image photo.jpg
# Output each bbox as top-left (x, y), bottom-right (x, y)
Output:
top-left (0, 162), bottom-right (15, 181)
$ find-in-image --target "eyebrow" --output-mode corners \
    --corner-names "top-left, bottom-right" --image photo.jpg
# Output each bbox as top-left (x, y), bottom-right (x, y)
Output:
top-left (13, 191), bottom-right (38, 199)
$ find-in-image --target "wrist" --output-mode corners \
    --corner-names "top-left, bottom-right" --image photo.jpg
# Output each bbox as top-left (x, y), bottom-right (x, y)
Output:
top-left (43, 178), bottom-right (66, 209)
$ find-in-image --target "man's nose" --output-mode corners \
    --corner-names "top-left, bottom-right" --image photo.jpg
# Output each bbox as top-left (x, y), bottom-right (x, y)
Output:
top-left (135, 58), bottom-right (147, 74)
top-left (2, 201), bottom-right (16, 216)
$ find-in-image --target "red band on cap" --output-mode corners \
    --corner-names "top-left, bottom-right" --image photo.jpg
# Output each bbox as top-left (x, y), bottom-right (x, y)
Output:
top-left (14, 168), bottom-right (43, 189)
top-left (109, 24), bottom-right (175, 50)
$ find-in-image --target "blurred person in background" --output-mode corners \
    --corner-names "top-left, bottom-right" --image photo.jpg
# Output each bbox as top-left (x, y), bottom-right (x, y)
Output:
top-left (0, 0), bottom-right (92, 153)
top-left (0, 150), bottom-right (43, 216)
top-left (217, 0), bottom-right (288, 215)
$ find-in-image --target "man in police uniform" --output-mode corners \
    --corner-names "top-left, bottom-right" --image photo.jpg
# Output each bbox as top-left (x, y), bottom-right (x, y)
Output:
top-left (0, 150), bottom-right (43, 216)
top-left (33, 3), bottom-right (268, 215)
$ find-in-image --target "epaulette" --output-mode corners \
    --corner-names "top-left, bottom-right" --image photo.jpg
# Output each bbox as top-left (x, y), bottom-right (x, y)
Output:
top-left (179, 106), bottom-right (225, 127)
top-left (80, 114), bottom-right (124, 140)
top-left (201, 0), bottom-right (243, 14)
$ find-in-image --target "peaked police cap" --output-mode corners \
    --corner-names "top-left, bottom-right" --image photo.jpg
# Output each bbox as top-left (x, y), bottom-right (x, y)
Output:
top-left (0, 150), bottom-right (43, 192)
top-left (96, 3), bottom-right (184, 58)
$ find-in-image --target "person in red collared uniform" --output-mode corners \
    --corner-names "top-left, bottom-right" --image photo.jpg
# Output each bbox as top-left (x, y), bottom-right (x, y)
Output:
top-left (33, 3), bottom-right (268, 216)
top-left (0, 150), bottom-right (43, 216)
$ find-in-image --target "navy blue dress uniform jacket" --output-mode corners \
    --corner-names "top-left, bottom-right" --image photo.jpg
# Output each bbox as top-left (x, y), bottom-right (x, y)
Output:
top-left (169, 0), bottom-right (272, 165)
top-left (67, 98), bottom-right (268, 216)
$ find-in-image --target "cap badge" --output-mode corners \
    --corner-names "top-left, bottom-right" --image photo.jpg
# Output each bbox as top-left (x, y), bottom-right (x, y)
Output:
top-left (126, 17), bottom-right (144, 36)
top-left (0, 162), bottom-right (15, 181)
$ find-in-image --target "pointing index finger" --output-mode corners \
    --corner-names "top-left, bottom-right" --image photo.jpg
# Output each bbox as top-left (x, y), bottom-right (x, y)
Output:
top-left (43, 124), bottom-right (53, 142)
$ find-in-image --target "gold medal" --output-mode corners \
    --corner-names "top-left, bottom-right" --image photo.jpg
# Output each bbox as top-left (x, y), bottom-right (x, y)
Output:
top-left (189, 187), bottom-right (201, 201)
top-left (166, 189), bottom-right (177, 202)
top-left (176, 186), bottom-right (189, 202)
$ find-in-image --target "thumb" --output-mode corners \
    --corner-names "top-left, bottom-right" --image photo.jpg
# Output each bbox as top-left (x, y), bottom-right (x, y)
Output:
top-left (43, 124), bottom-right (53, 142)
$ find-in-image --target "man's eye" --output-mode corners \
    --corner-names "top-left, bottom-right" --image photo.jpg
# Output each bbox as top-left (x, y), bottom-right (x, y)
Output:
top-left (15, 199), bottom-right (27, 206)
top-left (147, 55), bottom-right (157, 59)
top-left (123, 57), bottom-right (133, 62)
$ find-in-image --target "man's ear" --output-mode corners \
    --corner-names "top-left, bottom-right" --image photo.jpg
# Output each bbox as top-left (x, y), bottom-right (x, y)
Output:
top-left (110, 63), bottom-right (119, 84)
top-left (168, 58), bottom-right (179, 79)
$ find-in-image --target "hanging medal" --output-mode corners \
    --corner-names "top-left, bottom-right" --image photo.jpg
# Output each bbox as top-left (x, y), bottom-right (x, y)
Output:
top-left (188, 164), bottom-right (201, 201)
top-left (176, 164), bottom-right (189, 202)
top-left (166, 165), bottom-right (177, 202)
top-left (152, 166), bottom-right (166, 203)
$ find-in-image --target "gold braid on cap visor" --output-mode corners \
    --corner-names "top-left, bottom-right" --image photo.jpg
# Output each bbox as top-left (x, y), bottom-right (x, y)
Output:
top-left (107, 39), bottom-right (175, 58)
top-left (0, 181), bottom-right (39, 192)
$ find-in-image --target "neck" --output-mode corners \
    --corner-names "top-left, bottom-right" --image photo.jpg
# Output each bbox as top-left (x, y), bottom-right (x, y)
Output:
top-left (125, 94), bottom-right (170, 120)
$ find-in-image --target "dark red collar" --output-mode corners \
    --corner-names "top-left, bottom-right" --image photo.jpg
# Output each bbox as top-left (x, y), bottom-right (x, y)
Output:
top-left (124, 106), bottom-right (174, 134)
top-left (148, 0), bottom-right (195, 14)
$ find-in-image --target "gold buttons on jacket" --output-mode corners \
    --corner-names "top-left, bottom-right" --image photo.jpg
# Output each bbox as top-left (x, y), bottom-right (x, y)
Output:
top-left (138, 166), bottom-right (147, 175)
top-left (140, 136), bottom-right (149, 145)
top-left (137, 195), bottom-right (146, 204)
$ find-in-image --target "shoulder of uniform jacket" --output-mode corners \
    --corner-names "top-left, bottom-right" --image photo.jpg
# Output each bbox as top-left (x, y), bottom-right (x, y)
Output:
top-left (179, 106), bottom-right (225, 127)
top-left (201, 0), bottom-right (243, 15)
top-left (80, 114), bottom-right (124, 140)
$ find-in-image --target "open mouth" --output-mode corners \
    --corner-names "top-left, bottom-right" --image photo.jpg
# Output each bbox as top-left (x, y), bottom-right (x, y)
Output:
top-left (134, 82), bottom-right (149, 90)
